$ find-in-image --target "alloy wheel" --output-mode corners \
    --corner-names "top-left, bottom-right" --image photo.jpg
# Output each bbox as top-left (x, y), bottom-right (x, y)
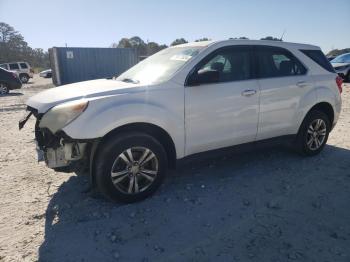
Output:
top-left (306, 119), bottom-right (327, 150)
top-left (0, 83), bottom-right (8, 95)
top-left (20, 75), bottom-right (28, 83)
top-left (110, 147), bottom-right (159, 194)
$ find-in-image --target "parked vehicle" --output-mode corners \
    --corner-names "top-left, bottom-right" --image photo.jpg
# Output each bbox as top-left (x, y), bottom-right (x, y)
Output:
top-left (20, 40), bottom-right (342, 203)
top-left (0, 62), bottom-right (33, 83)
top-left (330, 53), bottom-right (350, 82)
top-left (0, 67), bottom-right (22, 95)
top-left (39, 69), bottom-right (52, 78)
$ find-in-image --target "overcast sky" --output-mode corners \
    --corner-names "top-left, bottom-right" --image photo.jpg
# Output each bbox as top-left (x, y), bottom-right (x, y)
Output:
top-left (0, 0), bottom-right (349, 53)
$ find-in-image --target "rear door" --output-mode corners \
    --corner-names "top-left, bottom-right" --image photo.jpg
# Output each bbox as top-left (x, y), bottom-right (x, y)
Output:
top-left (255, 46), bottom-right (314, 140)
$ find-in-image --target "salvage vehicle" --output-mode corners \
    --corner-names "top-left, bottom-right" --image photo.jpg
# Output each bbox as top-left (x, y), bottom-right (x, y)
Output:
top-left (0, 67), bottom-right (22, 95)
top-left (0, 61), bottom-right (34, 83)
top-left (330, 53), bottom-right (350, 82)
top-left (20, 40), bottom-right (342, 202)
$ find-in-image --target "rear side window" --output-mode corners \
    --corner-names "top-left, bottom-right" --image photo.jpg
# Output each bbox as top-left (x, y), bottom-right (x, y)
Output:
top-left (19, 63), bottom-right (28, 69)
top-left (9, 63), bottom-right (19, 70)
top-left (256, 46), bottom-right (306, 78)
top-left (300, 49), bottom-right (335, 73)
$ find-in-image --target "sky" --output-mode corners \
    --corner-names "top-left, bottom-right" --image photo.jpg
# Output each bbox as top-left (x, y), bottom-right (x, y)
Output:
top-left (0, 0), bottom-right (349, 53)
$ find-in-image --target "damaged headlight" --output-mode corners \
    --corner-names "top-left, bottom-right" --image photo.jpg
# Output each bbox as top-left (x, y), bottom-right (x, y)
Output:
top-left (39, 100), bottom-right (89, 133)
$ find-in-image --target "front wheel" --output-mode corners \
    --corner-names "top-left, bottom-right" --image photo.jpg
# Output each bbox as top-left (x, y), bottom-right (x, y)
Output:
top-left (295, 110), bottom-right (330, 156)
top-left (95, 132), bottom-right (168, 203)
top-left (0, 83), bottom-right (9, 95)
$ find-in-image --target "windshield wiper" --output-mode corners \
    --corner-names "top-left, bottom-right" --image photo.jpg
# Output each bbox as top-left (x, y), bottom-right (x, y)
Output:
top-left (120, 78), bottom-right (139, 84)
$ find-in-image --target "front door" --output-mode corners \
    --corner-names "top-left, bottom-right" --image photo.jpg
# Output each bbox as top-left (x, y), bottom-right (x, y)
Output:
top-left (185, 46), bottom-right (260, 155)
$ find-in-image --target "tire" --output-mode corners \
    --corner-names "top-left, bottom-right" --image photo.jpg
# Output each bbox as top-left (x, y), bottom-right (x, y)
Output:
top-left (19, 74), bottom-right (29, 83)
top-left (0, 82), bottom-right (9, 95)
top-left (95, 132), bottom-right (168, 203)
top-left (295, 110), bottom-right (330, 156)
top-left (346, 71), bottom-right (350, 83)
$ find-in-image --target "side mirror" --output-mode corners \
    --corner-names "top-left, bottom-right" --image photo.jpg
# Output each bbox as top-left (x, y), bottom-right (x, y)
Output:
top-left (187, 69), bottom-right (220, 86)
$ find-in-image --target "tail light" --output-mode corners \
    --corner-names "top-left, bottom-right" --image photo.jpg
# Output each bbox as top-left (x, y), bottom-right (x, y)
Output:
top-left (336, 75), bottom-right (343, 93)
top-left (11, 72), bottom-right (17, 79)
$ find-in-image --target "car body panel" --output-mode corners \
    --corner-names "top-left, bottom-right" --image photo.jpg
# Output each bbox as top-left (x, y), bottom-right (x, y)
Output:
top-left (185, 79), bottom-right (260, 155)
top-left (62, 81), bottom-right (186, 158)
top-left (0, 68), bottom-right (22, 90)
top-left (26, 79), bottom-right (142, 113)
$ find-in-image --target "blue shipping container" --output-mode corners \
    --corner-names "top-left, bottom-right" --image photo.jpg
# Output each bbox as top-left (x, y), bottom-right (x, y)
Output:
top-left (49, 47), bottom-right (138, 86)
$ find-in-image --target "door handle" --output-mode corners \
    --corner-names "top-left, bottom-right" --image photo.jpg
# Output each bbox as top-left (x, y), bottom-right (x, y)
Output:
top-left (296, 81), bottom-right (308, 88)
top-left (241, 89), bottom-right (257, 97)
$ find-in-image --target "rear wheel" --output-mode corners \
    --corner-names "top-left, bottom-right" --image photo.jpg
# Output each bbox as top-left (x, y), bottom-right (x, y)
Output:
top-left (95, 132), bottom-right (167, 203)
top-left (0, 83), bottom-right (9, 95)
top-left (295, 110), bottom-right (330, 156)
top-left (19, 74), bottom-right (29, 83)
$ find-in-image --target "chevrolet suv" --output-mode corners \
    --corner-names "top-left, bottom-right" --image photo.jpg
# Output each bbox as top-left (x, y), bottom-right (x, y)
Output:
top-left (20, 40), bottom-right (342, 203)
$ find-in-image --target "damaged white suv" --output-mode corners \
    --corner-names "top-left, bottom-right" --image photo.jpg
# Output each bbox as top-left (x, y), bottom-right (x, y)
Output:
top-left (20, 40), bottom-right (342, 202)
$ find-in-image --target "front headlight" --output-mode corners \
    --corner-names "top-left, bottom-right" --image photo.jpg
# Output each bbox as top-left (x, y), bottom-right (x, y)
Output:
top-left (39, 100), bottom-right (88, 133)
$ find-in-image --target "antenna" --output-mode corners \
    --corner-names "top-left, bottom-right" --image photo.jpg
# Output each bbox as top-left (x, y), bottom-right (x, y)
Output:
top-left (280, 29), bottom-right (286, 41)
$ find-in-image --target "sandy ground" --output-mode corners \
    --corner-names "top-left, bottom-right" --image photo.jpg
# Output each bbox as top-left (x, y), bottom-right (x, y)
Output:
top-left (0, 77), bottom-right (349, 262)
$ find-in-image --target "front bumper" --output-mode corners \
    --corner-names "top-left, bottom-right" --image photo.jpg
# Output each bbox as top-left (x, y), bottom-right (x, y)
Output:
top-left (20, 108), bottom-right (91, 170)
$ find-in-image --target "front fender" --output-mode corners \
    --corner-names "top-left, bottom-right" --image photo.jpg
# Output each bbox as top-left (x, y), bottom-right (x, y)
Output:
top-left (62, 95), bottom-right (185, 158)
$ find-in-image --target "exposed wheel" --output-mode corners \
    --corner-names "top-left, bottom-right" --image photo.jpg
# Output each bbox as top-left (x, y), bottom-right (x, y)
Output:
top-left (95, 132), bottom-right (167, 203)
top-left (19, 74), bottom-right (29, 83)
top-left (0, 83), bottom-right (9, 95)
top-left (295, 110), bottom-right (330, 156)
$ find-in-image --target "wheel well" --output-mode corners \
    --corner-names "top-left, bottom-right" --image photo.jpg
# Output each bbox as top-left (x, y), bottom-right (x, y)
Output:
top-left (19, 73), bottom-right (29, 77)
top-left (309, 102), bottom-right (334, 124)
top-left (94, 122), bottom-right (177, 169)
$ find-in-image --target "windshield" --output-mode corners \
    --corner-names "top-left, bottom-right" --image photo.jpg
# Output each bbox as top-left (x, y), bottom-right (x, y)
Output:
top-left (331, 53), bottom-right (350, 63)
top-left (116, 46), bottom-right (203, 84)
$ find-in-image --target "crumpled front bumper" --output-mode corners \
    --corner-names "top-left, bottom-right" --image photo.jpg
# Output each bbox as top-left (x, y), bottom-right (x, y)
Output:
top-left (19, 108), bottom-right (89, 170)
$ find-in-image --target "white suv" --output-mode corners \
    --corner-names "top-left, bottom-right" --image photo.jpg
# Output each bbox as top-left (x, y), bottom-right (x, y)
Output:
top-left (21, 40), bottom-right (342, 202)
top-left (0, 61), bottom-right (33, 83)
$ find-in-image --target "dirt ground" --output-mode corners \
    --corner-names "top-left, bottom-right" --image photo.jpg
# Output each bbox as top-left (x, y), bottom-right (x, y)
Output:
top-left (0, 77), bottom-right (349, 262)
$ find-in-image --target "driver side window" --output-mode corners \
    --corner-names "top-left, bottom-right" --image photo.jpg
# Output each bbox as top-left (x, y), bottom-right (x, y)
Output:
top-left (195, 47), bottom-right (252, 84)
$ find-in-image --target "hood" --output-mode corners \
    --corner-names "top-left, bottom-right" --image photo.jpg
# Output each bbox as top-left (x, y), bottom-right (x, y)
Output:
top-left (27, 79), bottom-right (143, 113)
top-left (40, 69), bottom-right (51, 73)
top-left (331, 62), bottom-right (350, 68)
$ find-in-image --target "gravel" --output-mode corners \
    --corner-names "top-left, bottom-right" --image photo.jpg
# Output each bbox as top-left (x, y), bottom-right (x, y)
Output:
top-left (0, 79), bottom-right (349, 261)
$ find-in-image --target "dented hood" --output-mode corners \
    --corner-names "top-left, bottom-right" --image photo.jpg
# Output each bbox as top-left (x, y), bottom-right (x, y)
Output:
top-left (26, 79), bottom-right (142, 113)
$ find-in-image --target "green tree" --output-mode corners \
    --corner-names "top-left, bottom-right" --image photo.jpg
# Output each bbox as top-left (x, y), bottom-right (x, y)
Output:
top-left (260, 36), bottom-right (282, 41)
top-left (195, 38), bottom-right (211, 42)
top-left (170, 38), bottom-right (188, 46)
top-left (112, 36), bottom-right (168, 57)
top-left (327, 48), bottom-right (350, 57)
top-left (0, 22), bottom-right (49, 68)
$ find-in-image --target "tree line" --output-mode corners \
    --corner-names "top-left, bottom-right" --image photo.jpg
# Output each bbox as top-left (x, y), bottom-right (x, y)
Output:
top-left (0, 22), bottom-right (50, 69)
top-left (110, 36), bottom-right (285, 57)
top-left (0, 22), bottom-right (348, 69)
